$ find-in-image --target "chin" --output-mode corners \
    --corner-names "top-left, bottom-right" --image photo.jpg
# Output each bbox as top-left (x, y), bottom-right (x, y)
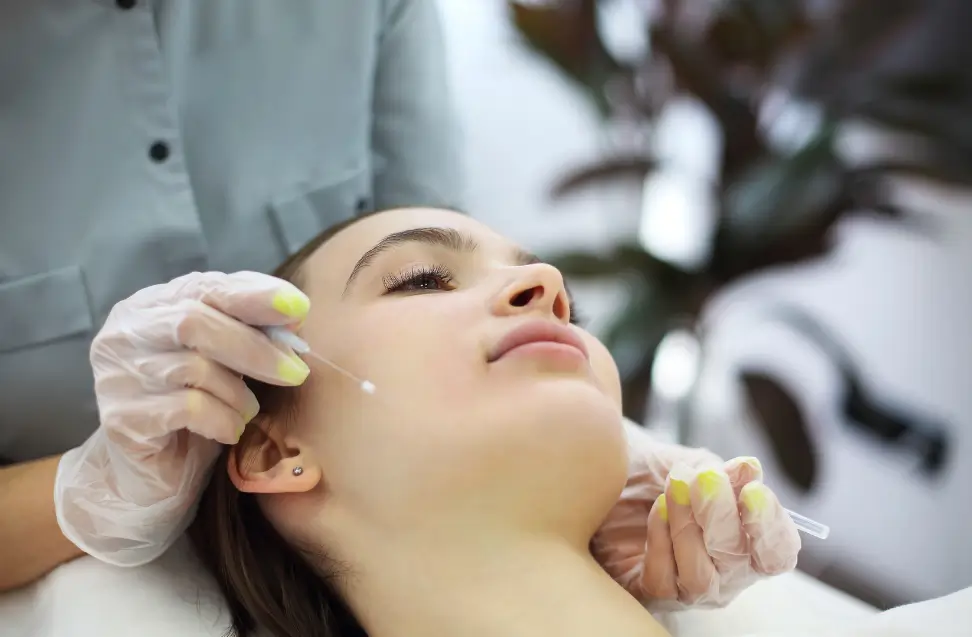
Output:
top-left (516, 371), bottom-right (622, 428)
top-left (483, 378), bottom-right (629, 538)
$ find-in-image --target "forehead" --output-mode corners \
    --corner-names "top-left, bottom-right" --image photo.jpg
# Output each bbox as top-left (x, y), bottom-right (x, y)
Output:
top-left (300, 207), bottom-right (513, 297)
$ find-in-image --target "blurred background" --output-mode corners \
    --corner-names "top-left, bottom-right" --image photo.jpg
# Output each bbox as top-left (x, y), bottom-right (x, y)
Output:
top-left (434, 0), bottom-right (971, 611)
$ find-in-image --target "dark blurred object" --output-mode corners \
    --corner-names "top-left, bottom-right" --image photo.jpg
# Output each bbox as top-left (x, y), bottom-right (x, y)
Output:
top-left (739, 371), bottom-right (818, 491)
top-left (508, 0), bottom-right (628, 117)
top-left (767, 306), bottom-right (951, 482)
top-left (508, 0), bottom-right (966, 429)
top-left (739, 306), bottom-right (950, 491)
top-left (795, 0), bottom-right (972, 185)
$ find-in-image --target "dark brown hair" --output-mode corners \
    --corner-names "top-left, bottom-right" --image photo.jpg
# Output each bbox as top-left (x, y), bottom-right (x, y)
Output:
top-left (188, 215), bottom-right (371, 637)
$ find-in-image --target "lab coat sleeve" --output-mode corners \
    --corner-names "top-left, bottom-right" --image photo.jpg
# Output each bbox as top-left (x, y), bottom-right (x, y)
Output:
top-left (370, 0), bottom-right (465, 211)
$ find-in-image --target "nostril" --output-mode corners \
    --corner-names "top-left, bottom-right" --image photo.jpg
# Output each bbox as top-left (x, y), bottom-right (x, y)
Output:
top-left (511, 287), bottom-right (539, 308)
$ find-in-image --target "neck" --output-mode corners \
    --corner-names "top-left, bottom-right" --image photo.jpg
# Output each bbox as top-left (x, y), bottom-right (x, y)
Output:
top-left (339, 527), bottom-right (669, 637)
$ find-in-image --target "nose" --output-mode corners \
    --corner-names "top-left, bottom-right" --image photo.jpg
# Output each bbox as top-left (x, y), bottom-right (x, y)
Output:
top-left (492, 263), bottom-right (571, 324)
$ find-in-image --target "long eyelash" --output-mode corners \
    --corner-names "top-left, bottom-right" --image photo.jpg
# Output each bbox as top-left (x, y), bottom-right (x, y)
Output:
top-left (382, 263), bottom-right (454, 293)
top-left (568, 300), bottom-right (585, 327)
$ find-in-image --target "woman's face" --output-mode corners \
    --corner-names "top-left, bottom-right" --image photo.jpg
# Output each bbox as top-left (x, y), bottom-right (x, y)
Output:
top-left (259, 208), bottom-right (627, 543)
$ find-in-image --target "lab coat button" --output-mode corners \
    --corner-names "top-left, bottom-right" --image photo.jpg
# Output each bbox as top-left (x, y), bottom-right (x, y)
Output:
top-left (148, 141), bottom-right (170, 163)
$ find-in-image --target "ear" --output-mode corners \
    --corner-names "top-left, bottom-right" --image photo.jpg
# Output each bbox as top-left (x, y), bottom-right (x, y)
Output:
top-left (227, 416), bottom-right (322, 494)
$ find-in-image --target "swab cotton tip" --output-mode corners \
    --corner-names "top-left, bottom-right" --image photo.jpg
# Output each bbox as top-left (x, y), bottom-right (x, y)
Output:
top-left (262, 326), bottom-right (377, 397)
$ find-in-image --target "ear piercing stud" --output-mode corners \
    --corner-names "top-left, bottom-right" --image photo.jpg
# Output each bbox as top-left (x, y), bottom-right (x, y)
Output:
top-left (292, 466), bottom-right (304, 477)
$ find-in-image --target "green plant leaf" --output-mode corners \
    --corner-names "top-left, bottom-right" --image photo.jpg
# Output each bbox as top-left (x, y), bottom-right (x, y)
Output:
top-left (793, 0), bottom-right (928, 102)
top-left (592, 266), bottom-right (702, 421)
top-left (719, 123), bottom-right (843, 257)
top-left (547, 250), bottom-right (631, 278)
top-left (507, 0), bottom-right (624, 117)
top-left (611, 244), bottom-right (670, 275)
top-left (852, 90), bottom-right (972, 164)
top-left (547, 243), bottom-right (682, 280)
top-left (650, 25), bottom-right (766, 178)
top-left (551, 155), bottom-right (656, 198)
top-left (601, 280), bottom-right (675, 382)
top-left (707, 0), bottom-right (809, 70)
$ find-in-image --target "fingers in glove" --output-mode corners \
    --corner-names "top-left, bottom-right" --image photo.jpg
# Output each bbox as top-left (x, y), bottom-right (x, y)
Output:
top-left (692, 469), bottom-right (750, 578)
top-left (724, 456), bottom-right (764, 498)
top-left (99, 271), bottom-right (313, 386)
top-left (149, 299), bottom-right (310, 386)
top-left (590, 500), bottom-right (652, 592)
top-left (144, 351), bottom-right (261, 422)
top-left (641, 495), bottom-right (678, 600)
top-left (177, 388), bottom-right (248, 445)
top-left (133, 271), bottom-right (311, 327)
top-left (739, 482), bottom-right (802, 575)
top-left (666, 474), bottom-right (717, 603)
top-left (103, 390), bottom-right (245, 445)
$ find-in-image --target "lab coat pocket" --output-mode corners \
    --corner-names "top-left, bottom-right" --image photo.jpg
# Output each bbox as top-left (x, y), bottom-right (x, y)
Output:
top-left (0, 265), bottom-right (94, 354)
top-left (269, 166), bottom-right (373, 256)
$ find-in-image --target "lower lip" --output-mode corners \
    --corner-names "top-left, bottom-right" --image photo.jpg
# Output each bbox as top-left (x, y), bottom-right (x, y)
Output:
top-left (498, 341), bottom-right (588, 364)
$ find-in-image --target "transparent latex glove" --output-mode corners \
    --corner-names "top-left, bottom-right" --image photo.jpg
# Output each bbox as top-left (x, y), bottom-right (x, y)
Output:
top-left (55, 271), bottom-right (313, 567)
top-left (592, 420), bottom-right (802, 610)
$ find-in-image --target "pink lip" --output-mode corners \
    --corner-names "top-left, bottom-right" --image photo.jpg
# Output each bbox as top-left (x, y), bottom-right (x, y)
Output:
top-left (488, 320), bottom-right (589, 363)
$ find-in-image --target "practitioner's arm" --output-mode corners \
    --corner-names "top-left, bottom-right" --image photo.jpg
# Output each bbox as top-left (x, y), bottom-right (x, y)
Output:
top-left (0, 455), bottom-right (84, 591)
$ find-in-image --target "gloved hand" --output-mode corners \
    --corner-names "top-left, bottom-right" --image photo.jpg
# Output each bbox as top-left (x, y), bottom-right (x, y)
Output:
top-left (55, 271), bottom-right (313, 567)
top-left (592, 420), bottom-right (801, 610)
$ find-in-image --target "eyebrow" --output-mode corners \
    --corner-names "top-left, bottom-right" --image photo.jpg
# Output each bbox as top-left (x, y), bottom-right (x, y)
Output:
top-left (343, 227), bottom-right (542, 295)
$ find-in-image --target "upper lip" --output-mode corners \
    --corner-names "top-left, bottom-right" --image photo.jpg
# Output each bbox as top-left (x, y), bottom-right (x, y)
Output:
top-left (488, 320), bottom-right (589, 362)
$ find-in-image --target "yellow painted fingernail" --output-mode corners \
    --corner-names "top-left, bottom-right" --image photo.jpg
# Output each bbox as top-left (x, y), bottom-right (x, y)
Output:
top-left (235, 425), bottom-right (245, 443)
top-left (656, 494), bottom-right (668, 522)
top-left (243, 402), bottom-right (260, 424)
top-left (670, 479), bottom-right (691, 506)
top-left (739, 456), bottom-right (763, 473)
top-left (697, 469), bottom-right (726, 501)
top-left (277, 353), bottom-right (310, 385)
top-left (742, 456), bottom-right (762, 472)
top-left (271, 288), bottom-right (311, 319)
top-left (741, 482), bottom-right (770, 516)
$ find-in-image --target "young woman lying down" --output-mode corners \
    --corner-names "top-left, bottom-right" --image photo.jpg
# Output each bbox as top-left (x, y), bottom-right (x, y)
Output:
top-left (60, 207), bottom-right (801, 637)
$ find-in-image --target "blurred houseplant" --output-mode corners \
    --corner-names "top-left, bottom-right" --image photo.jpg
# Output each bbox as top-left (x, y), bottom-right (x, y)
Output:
top-left (509, 0), bottom-right (964, 488)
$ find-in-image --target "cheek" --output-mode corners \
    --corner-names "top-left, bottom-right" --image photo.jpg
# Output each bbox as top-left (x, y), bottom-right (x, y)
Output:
top-left (306, 301), bottom-right (484, 472)
top-left (584, 333), bottom-right (623, 408)
top-left (354, 302), bottom-right (481, 404)
top-left (314, 301), bottom-right (479, 395)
